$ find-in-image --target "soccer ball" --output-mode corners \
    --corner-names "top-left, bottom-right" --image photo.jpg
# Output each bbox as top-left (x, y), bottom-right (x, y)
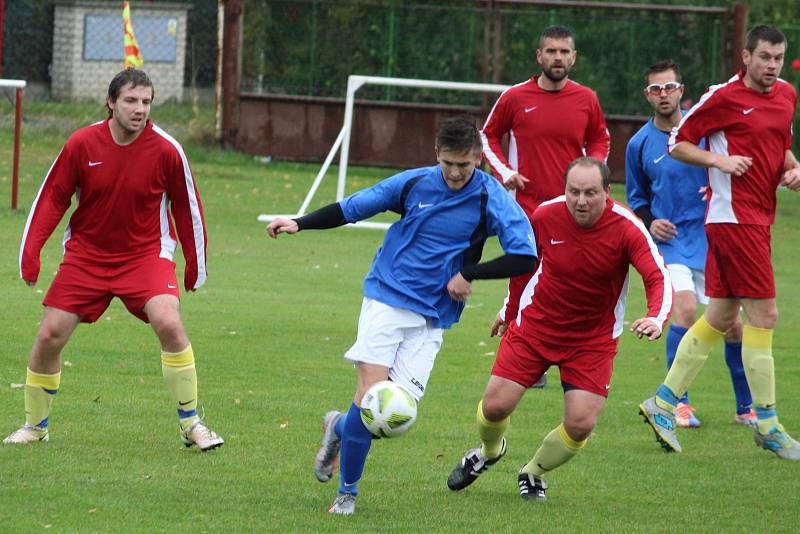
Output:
top-left (359, 380), bottom-right (418, 438)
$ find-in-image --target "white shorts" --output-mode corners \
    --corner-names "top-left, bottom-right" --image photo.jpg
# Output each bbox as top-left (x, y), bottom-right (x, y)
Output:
top-left (344, 298), bottom-right (443, 400)
top-left (667, 264), bottom-right (708, 305)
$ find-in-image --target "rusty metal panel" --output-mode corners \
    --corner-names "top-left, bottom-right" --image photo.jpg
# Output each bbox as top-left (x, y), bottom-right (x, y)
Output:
top-left (233, 93), bottom-right (646, 182)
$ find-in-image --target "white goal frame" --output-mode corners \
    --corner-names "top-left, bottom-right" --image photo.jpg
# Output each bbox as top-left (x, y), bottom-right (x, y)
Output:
top-left (1, 79), bottom-right (26, 210)
top-left (257, 75), bottom-right (510, 230)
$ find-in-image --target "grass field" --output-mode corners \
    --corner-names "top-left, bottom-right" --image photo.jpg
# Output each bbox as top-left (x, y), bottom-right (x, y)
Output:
top-left (1, 101), bottom-right (800, 532)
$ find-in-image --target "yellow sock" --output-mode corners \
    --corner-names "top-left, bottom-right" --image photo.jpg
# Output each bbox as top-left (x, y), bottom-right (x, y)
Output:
top-left (477, 400), bottom-right (509, 459)
top-left (662, 315), bottom-right (722, 407)
top-left (742, 325), bottom-right (777, 434)
top-left (161, 345), bottom-right (199, 431)
top-left (24, 368), bottom-right (61, 428)
top-left (522, 423), bottom-right (586, 476)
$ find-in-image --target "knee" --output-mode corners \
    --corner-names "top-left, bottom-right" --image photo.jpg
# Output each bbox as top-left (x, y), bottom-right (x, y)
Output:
top-left (154, 316), bottom-right (183, 336)
top-left (481, 397), bottom-right (513, 422)
top-left (150, 313), bottom-right (184, 339)
top-left (672, 303), bottom-right (697, 328)
top-left (36, 323), bottom-right (70, 349)
top-left (563, 416), bottom-right (596, 442)
top-left (758, 309), bottom-right (778, 329)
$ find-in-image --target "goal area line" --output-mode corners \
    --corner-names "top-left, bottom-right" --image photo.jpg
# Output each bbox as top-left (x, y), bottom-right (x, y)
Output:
top-left (257, 75), bottom-right (510, 230)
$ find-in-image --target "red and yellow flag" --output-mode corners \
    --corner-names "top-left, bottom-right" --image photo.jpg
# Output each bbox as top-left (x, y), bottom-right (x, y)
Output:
top-left (123, 1), bottom-right (143, 68)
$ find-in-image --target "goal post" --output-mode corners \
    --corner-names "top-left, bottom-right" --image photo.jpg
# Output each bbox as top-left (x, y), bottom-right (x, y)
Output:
top-left (1, 79), bottom-right (26, 210)
top-left (257, 75), bottom-right (510, 230)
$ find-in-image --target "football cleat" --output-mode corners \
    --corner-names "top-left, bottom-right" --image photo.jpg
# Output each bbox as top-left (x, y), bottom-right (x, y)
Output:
top-left (734, 410), bottom-right (757, 428)
top-left (328, 492), bottom-right (356, 515)
top-left (675, 402), bottom-right (701, 429)
top-left (754, 424), bottom-right (800, 461)
top-left (181, 420), bottom-right (224, 451)
top-left (447, 438), bottom-right (507, 491)
top-left (3, 423), bottom-right (49, 444)
top-left (639, 396), bottom-right (682, 453)
top-left (315, 410), bottom-right (343, 482)
top-left (518, 471), bottom-right (548, 501)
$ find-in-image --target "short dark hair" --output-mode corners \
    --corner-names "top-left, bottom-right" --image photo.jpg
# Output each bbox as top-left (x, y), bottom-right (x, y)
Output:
top-left (435, 116), bottom-right (482, 154)
top-left (539, 25), bottom-right (575, 49)
top-left (644, 59), bottom-right (682, 84)
top-left (564, 157), bottom-right (611, 189)
top-left (745, 25), bottom-right (786, 53)
top-left (106, 68), bottom-right (154, 118)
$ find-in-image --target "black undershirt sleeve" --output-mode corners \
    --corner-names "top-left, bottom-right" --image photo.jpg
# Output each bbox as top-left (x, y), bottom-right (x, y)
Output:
top-left (633, 206), bottom-right (654, 232)
top-left (460, 253), bottom-right (537, 282)
top-left (293, 202), bottom-right (348, 231)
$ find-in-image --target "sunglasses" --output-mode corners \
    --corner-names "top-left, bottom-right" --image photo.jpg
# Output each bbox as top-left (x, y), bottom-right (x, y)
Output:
top-left (645, 82), bottom-right (682, 96)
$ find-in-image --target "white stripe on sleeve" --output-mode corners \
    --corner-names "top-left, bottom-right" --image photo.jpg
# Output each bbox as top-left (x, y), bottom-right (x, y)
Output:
top-left (152, 124), bottom-right (207, 288)
top-left (611, 203), bottom-right (672, 334)
top-left (19, 149), bottom-right (63, 278)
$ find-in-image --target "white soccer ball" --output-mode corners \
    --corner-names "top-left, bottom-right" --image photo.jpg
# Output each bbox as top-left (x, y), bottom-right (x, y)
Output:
top-left (359, 380), bottom-right (418, 438)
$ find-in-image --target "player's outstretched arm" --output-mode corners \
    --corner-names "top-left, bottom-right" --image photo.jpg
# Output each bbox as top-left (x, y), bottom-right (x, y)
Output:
top-left (266, 218), bottom-right (299, 238)
top-left (266, 202), bottom-right (348, 238)
top-left (629, 317), bottom-right (661, 341)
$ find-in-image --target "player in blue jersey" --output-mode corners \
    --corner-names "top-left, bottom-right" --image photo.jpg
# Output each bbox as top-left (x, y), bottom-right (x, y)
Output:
top-left (266, 117), bottom-right (538, 515)
top-left (625, 60), bottom-right (754, 428)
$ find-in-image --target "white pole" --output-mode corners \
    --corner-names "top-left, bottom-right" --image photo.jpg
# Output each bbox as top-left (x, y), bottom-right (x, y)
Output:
top-left (297, 125), bottom-right (347, 216)
top-left (356, 75), bottom-right (507, 93)
top-left (337, 75), bottom-right (366, 202)
top-left (0, 79), bottom-right (26, 89)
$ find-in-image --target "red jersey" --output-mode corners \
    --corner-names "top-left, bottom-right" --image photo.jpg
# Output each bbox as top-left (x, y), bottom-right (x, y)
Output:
top-left (19, 119), bottom-right (207, 291)
top-left (669, 71), bottom-right (796, 226)
top-left (481, 76), bottom-right (610, 217)
top-left (512, 197), bottom-right (671, 346)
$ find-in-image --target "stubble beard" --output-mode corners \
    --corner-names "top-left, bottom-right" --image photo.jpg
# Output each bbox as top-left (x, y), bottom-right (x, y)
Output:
top-left (542, 64), bottom-right (570, 83)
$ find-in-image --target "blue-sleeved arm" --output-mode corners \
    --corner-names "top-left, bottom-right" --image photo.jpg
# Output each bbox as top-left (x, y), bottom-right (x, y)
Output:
top-left (338, 171), bottom-right (412, 223)
top-left (485, 181), bottom-right (537, 256)
top-left (625, 134), bottom-right (651, 212)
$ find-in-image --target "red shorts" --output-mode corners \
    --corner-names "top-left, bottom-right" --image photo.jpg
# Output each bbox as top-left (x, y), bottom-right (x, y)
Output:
top-left (705, 224), bottom-right (774, 299)
top-left (492, 325), bottom-right (618, 397)
top-left (43, 257), bottom-right (180, 323)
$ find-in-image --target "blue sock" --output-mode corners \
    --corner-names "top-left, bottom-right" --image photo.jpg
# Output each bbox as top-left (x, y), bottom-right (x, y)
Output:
top-left (666, 324), bottom-right (690, 404)
top-left (724, 341), bottom-right (752, 415)
top-left (334, 412), bottom-right (345, 439)
top-left (338, 402), bottom-right (374, 496)
top-left (656, 383), bottom-right (681, 408)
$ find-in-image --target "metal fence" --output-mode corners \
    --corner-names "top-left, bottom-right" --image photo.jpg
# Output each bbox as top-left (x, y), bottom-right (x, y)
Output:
top-left (241, 0), bottom-right (731, 116)
top-left (1, 0), bottom-right (219, 99)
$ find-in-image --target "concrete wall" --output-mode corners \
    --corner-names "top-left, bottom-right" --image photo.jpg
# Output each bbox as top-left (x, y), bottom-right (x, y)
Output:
top-left (52, 1), bottom-right (188, 103)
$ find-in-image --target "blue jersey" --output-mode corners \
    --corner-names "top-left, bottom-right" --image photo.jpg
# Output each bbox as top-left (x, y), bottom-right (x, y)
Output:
top-left (339, 165), bottom-right (536, 329)
top-left (625, 117), bottom-right (707, 270)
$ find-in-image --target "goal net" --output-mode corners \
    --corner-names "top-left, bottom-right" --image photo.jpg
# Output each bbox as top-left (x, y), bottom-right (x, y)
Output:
top-left (257, 75), bottom-right (510, 230)
top-left (1, 79), bottom-right (26, 210)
